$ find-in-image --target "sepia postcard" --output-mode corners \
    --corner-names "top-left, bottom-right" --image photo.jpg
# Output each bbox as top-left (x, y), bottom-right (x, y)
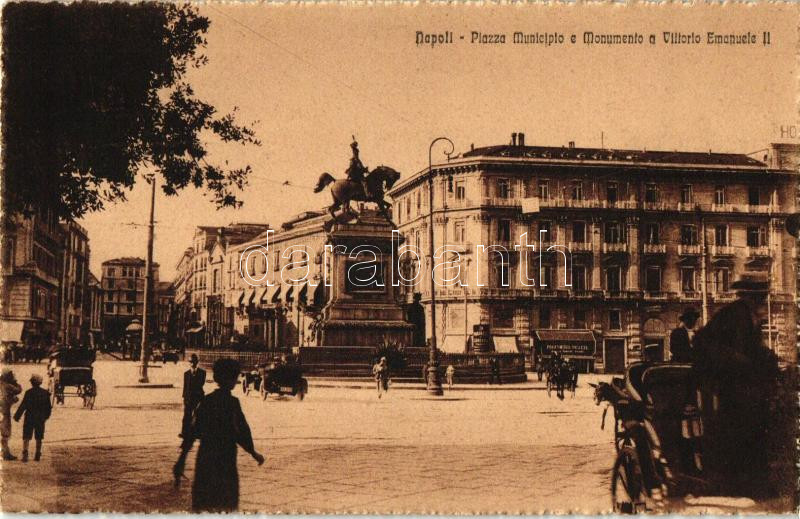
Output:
top-left (0, 1), bottom-right (798, 515)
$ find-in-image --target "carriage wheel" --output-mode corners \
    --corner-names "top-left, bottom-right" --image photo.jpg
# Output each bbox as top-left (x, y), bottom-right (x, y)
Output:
top-left (611, 445), bottom-right (647, 514)
top-left (82, 380), bottom-right (97, 409)
top-left (614, 421), bottom-right (625, 453)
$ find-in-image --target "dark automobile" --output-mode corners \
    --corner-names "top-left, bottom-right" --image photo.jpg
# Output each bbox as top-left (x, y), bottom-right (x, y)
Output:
top-left (242, 360), bottom-right (308, 401)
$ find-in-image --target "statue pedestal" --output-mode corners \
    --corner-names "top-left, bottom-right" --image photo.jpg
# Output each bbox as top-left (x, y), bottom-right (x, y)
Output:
top-left (319, 210), bottom-right (412, 347)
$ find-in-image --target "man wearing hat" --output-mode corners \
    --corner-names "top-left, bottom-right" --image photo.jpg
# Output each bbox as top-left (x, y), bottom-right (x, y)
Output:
top-left (0, 369), bottom-right (22, 460)
top-left (691, 270), bottom-right (779, 497)
top-left (13, 373), bottom-right (51, 462)
top-left (669, 307), bottom-right (700, 363)
top-left (181, 354), bottom-right (206, 438)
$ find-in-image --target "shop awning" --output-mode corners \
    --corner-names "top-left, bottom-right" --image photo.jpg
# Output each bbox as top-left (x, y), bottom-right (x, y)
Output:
top-left (237, 290), bottom-right (246, 306)
top-left (0, 320), bottom-right (24, 343)
top-left (246, 288), bottom-right (257, 306)
top-left (186, 324), bottom-right (205, 334)
top-left (493, 336), bottom-right (519, 353)
top-left (271, 285), bottom-right (282, 304)
top-left (535, 329), bottom-right (596, 358)
top-left (284, 284), bottom-right (295, 303)
top-left (260, 284), bottom-right (277, 304)
top-left (441, 335), bottom-right (468, 353)
top-left (297, 283), bottom-right (308, 304)
top-left (312, 283), bottom-right (327, 307)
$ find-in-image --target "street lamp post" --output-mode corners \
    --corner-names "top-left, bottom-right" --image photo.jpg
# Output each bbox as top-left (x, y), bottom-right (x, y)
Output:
top-left (138, 174), bottom-right (156, 383)
top-left (426, 137), bottom-right (454, 396)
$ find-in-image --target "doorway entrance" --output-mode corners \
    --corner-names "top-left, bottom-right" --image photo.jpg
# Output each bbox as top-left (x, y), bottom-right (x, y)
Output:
top-left (604, 339), bottom-right (626, 373)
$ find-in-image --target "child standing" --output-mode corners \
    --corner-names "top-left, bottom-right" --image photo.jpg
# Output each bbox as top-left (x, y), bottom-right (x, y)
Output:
top-left (13, 374), bottom-right (51, 462)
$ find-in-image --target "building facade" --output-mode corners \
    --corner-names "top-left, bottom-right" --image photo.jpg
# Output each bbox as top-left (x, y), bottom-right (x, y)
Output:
top-left (388, 135), bottom-right (798, 372)
top-left (60, 220), bottom-right (90, 346)
top-left (100, 257), bottom-right (159, 347)
top-left (0, 208), bottom-right (65, 348)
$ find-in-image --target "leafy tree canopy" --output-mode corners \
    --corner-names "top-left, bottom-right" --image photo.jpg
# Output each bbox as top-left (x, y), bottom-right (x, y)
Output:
top-left (2, 2), bottom-right (259, 219)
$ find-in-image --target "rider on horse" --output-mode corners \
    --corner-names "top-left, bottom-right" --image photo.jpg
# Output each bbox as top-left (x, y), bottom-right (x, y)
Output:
top-left (346, 138), bottom-right (370, 199)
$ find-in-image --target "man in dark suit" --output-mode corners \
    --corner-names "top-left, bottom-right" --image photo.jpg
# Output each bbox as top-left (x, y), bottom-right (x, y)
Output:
top-left (181, 354), bottom-right (206, 438)
top-left (669, 307), bottom-right (699, 363)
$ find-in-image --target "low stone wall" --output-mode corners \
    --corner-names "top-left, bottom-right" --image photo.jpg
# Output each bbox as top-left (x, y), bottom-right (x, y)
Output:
top-left (187, 347), bottom-right (527, 383)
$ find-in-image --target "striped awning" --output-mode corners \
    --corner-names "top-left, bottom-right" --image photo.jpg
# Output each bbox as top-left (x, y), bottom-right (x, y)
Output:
top-left (284, 284), bottom-right (295, 303)
top-left (271, 285), bottom-right (282, 304)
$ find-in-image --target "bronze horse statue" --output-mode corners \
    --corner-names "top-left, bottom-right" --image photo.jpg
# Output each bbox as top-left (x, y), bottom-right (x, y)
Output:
top-left (314, 165), bottom-right (400, 221)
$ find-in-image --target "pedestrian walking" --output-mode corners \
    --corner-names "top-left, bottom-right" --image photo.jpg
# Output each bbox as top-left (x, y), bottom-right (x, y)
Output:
top-left (691, 271), bottom-right (780, 497)
top-left (445, 364), bottom-right (455, 390)
top-left (669, 307), bottom-right (699, 363)
top-left (0, 369), bottom-right (22, 460)
top-left (13, 374), bottom-right (51, 462)
top-left (373, 357), bottom-right (389, 398)
top-left (489, 357), bottom-right (502, 385)
top-left (174, 358), bottom-right (264, 512)
top-left (180, 353), bottom-right (206, 438)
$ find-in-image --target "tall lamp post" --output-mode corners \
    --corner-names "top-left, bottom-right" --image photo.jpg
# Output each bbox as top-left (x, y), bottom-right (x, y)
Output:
top-left (138, 174), bottom-right (156, 383)
top-left (426, 137), bottom-right (454, 396)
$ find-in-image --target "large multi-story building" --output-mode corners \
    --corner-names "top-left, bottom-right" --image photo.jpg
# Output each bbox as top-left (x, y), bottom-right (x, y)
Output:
top-left (172, 223), bottom-right (272, 348)
top-left (0, 207), bottom-right (65, 347)
top-left (388, 134), bottom-right (798, 372)
top-left (60, 220), bottom-right (90, 346)
top-left (87, 271), bottom-right (103, 347)
top-left (100, 257), bottom-right (159, 346)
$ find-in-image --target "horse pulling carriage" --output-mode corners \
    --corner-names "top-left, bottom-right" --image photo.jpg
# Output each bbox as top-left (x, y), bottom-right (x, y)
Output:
top-left (47, 348), bottom-right (97, 409)
top-left (545, 355), bottom-right (578, 399)
top-left (241, 357), bottom-right (308, 401)
top-left (592, 362), bottom-right (711, 513)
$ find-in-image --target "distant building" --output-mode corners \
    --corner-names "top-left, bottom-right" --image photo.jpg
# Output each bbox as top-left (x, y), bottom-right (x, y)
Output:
top-left (87, 271), bottom-right (103, 347)
top-left (388, 135), bottom-right (798, 372)
top-left (100, 257), bottom-right (159, 347)
top-left (173, 223), bottom-right (272, 348)
top-left (0, 208), bottom-right (64, 348)
top-left (59, 220), bottom-right (90, 346)
top-left (155, 280), bottom-right (175, 343)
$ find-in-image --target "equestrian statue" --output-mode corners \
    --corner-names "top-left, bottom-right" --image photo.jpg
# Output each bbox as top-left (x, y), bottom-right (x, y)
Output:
top-left (314, 138), bottom-right (401, 223)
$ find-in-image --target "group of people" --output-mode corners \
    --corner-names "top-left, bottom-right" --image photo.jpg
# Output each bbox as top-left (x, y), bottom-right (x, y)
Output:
top-left (660, 272), bottom-right (783, 497)
top-left (0, 368), bottom-right (52, 462)
top-left (1, 344), bottom-right (48, 364)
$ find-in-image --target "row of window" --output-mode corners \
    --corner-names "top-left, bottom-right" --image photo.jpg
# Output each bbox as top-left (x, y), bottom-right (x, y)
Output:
top-left (439, 219), bottom-right (769, 247)
top-left (104, 266), bottom-right (144, 278)
top-left (481, 261), bottom-right (733, 293)
top-left (103, 302), bottom-right (141, 315)
top-left (396, 179), bottom-right (767, 223)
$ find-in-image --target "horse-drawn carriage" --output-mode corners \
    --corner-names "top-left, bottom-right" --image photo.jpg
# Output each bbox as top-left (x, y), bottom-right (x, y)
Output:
top-left (241, 357), bottom-right (308, 401)
top-left (47, 348), bottom-right (97, 409)
top-left (545, 356), bottom-right (578, 399)
top-left (592, 362), bottom-right (709, 513)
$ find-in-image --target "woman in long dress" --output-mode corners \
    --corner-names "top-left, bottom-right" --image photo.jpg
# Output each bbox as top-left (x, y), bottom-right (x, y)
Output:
top-left (174, 358), bottom-right (264, 512)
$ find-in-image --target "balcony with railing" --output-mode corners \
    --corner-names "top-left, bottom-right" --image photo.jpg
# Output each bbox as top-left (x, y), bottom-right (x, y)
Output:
top-left (679, 291), bottom-right (701, 301)
top-left (710, 203), bottom-right (735, 213)
top-left (677, 202), bottom-right (699, 212)
top-left (711, 245), bottom-right (735, 257)
top-left (480, 197), bottom-right (520, 208)
top-left (747, 204), bottom-right (776, 214)
top-left (568, 241), bottom-right (593, 253)
top-left (644, 291), bottom-right (675, 301)
top-left (602, 242), bottom-right (628, 253)
top-left (678, 244), bottom-right (701, 256)
top-left (642, 243), bottom-right (667, 255)
top-left (642, 202), bottom-right (670, 211)
top-left (747, 246), bottom-right (771, 258)
top-left (604, 290), bottom-right (641, 300)
top-left (714, 291), bottom-right (736, 302)
top-left (602, 200), bottom-right (638, 210)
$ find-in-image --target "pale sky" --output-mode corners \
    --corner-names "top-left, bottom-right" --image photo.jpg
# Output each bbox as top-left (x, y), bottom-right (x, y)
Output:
top-left (79, 3), bottom-right (799, 281)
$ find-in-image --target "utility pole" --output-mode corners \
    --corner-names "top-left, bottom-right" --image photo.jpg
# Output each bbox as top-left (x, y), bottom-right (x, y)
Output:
top-left (138, 175), bottom-right (156, 383)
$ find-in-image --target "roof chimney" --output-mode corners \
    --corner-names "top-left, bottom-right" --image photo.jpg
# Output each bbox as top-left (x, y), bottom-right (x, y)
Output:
top-left (568, 141), bottom-right (575, 148)
top-left (518, 132), bottom-right (525, 147)
top-left (470, 143), bottom-right (474, 152)
top-left (511, 132), bottom-right (517, 146)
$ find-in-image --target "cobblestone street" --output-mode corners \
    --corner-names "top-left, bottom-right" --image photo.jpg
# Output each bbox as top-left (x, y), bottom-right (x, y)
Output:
top-left (0, 360), bottom-right (786, 514)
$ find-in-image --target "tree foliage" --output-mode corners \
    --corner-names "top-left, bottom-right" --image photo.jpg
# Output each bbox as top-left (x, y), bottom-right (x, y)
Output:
top-left (2, 2), bottom-right (259, 219)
